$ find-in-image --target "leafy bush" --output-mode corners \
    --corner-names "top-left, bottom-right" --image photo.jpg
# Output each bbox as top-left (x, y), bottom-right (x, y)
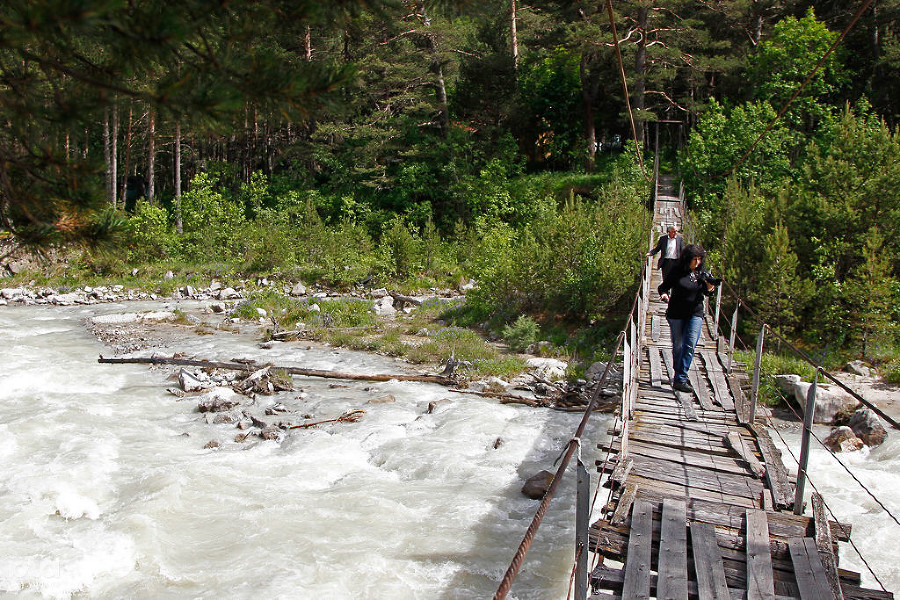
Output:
top-left (122, 202), bottom-right (175, 262)
top-left (502, 315), bottom-right (539, 352)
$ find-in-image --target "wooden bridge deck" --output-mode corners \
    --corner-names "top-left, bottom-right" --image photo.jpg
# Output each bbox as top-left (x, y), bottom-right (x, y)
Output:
top-left (587, 188), bottom-right (892, 600)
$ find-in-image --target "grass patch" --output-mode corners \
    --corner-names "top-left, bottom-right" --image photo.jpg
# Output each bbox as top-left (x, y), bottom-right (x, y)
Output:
top-left (735, 349), bottom-right (818, 406)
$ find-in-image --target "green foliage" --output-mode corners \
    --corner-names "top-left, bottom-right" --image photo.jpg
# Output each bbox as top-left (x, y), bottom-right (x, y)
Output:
top-left (746, 9), bottom-right (846, 128)
top-left (122, 203), bottom-right (175, 262)
top-left (178, 172), bottom-right (246, 261)
top-left (501, 315), bottom-right (540, 353)
top-left (468, 177), bottom-right (649, 321)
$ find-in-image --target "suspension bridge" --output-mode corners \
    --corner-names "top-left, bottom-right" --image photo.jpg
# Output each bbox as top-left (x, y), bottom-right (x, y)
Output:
top-left (494, 174), bottom-right (896, 600)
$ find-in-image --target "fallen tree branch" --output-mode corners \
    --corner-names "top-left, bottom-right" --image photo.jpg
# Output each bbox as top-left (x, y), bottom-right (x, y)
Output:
top-left (288, 409), bottom-right (366, 429)
top-left (98, 354), bottom-right (457, 385)
top-left (448, 387), bottom-right (551, 407)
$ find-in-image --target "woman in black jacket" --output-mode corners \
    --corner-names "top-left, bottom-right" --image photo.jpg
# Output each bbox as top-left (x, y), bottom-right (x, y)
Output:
top-left (658, 244), bottom-right (717, 393)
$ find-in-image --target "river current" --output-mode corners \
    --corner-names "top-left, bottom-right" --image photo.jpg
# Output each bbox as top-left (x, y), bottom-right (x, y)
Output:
top-left (0, 302), bottom-right (897, 598)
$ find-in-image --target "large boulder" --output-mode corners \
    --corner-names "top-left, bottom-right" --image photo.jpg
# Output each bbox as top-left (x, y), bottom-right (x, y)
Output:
top-left (775, 375), bottom-right (858, 424)
top-left (372, 295), bottom-right (396, 317)
top-left (526, 357), bottom-right (568, 382)
top-left (521, 470), bottom-right (554, 499)
top-left (844, 360), bottom-right (871, 377)
top-left (823, 426), bottom-right (864, 453)
top-left (848, 408), bottom-right (887, 447)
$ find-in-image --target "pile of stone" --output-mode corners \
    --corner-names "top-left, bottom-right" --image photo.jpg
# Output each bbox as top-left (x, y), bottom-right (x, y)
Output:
top-left (823, 407), bottom-right (887, 452)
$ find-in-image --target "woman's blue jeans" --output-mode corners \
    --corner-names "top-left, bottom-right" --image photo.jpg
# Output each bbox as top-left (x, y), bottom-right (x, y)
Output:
top-left (667, 315), bottom-right (703, 384)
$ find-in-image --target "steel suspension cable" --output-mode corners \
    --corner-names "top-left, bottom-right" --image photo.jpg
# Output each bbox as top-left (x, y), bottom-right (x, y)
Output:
top-left (604, 0), bottom-right (647, 178)
top-left (716, 0), bottom-right (876, 179)
top-left (493, 330), bottom-right (625, 600)
top-left (761, 383), bottom-right (891, 592)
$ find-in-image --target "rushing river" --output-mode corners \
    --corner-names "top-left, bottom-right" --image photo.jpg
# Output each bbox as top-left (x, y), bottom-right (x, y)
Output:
top-left (1, 302), bottom-right (898, 598)
top-left (0, 302), bottom-right (609, 599)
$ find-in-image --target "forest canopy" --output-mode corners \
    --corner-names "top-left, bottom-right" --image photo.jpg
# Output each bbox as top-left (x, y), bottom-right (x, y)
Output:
top-left (1, 0), bottom-right (899, 361)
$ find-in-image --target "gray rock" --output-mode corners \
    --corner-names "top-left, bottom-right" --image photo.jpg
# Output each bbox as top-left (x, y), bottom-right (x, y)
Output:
top-left (845, 360), bottom-right (871, 377)
top-left (370, 288), bottom-right (389, 299)
top-left (526, 357), bottom-right (568, 381)
top-left (776, 374), bottom-right (859, 424)
top-left (823, 426), bottom-right (864, 452)
top-left (849, 408), bottom-right (887, 447)
top-left (197, 387), bottom-right (244, 412)
top-left (373, 296), bottom-right (395, 316)
top-left (521, 470), bottom-right (554, 499)
top-left (290, 282), bottom-right (307, 296)
top-left (369, 394), bottom-right (397, 404)
top-left (178, 368), bottom-right (209, 392)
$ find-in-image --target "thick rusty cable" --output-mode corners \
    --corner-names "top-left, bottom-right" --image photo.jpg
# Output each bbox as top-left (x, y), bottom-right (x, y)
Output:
top-left (716, 0), bottom-right (875, 179)
top-left (604, 0), bottom-right (646, 178)
top-left (493, 329), bottom-right (626, 600)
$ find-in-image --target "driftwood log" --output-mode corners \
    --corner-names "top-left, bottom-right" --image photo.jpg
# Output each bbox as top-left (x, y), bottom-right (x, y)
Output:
top-left (98, 355), bottom-right (456, 385)
top-left (98, 355), bottom-right (555, 408)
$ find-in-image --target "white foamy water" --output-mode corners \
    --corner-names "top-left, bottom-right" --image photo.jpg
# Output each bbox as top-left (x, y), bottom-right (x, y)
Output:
top-left (771, 423), bottom-right (900, 594)
top-left (0, 303), bottom-right (609, 599)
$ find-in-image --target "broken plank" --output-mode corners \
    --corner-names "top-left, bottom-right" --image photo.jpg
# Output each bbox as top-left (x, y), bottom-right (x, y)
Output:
top-left (691, 521), bottom-right (731, 600)
top-left (649, 346), bottom-right (664, 388)
top-left (657, 498), bottom-right (688, 600)
top-left (675, 389), bottom-right (699, 421)
top-left (812, 493), bottom-right (844, 600)
top-left (789, 537), bottom-right (836, 600)
top-left (749, 424), bottom-right (794, 510)
top-left (746, 509), bottom-right (776, 600)
top-left (611, 482), bottom-right (639, 526)
top-left (726, 431), bottom-right (767, 478)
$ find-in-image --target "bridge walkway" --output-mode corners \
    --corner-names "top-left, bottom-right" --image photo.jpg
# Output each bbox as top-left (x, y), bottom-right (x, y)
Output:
top-left (587, 180), bottom-right (892, 600)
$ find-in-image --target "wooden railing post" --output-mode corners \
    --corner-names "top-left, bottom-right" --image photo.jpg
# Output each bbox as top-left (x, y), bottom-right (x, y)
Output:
top-left (794, 369), bottom-right (819, 515)
top-left (750, 324), bottom-right (766, 424)
top-left (713, 286), bottom-right (723, 340)
top-left (727, 304), bottom-right (739, 373)
top-left (575, 459), bottom-right (590, 600)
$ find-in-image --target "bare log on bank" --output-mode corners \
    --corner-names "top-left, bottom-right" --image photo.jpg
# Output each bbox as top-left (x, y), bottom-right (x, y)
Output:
top-left (98, 355), bottom-right (456, 385)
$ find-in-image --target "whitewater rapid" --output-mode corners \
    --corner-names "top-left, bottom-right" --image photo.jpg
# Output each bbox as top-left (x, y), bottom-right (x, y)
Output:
top-left (0, 302), bottom-right (608, 599)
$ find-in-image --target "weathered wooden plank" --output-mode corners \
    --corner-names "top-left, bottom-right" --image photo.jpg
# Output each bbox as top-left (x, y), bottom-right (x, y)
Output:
top-left (789, 537), bottom-right (836, 600)
top-left (726, 431), bottom-right (767, 478)
top-left (652, 314), bottom-right (661, 342)
top-left (689, 365), bottom-right (718, 411)
top-left (702, 350), bottom-right (735, 410)
top-left (661, 347), bottom-right (674, 383)
top-left (729, 374), bottom-right (751, 424)
top-left (690, 521), bottom-right (731, 600)
top-left (629, 474), bottom-right (761, 509)
top-left (605, 439), bottom-right (757, 477)
top-left (635, 413), bottom-right (740, 435)
top-left (657, 498), bottom-right (688, 600)
top-left (611, 482), bottom-right (639, 526)
top-left (749, 424), bottom-right (794, 510)
top-left (627, 455), bottom-right (764, 499)
top-left (676, 389), bottom-right (699, 421)
top-left (746, 509), bottom-right (776, 600)
top-left (649, 346), bottom-right (664, 388)
top-left (609, 430), bottom-right (735, 457)
top-left (622, 499), bottom-right (654, 600)
top-left (611, 456), bottom-right (633, 486)
top-left (812, 493), bottom-right (844, 600)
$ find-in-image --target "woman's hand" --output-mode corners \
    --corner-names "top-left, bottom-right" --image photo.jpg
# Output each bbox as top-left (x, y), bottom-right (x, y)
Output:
top-left (660, 293), bottom-right (669, 302)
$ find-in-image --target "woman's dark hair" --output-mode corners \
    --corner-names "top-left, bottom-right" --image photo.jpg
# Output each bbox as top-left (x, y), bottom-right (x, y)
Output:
top-left (679, 244), bottom-right (707, 270)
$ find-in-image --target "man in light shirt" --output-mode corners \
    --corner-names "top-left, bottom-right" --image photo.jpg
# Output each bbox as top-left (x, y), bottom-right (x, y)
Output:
top-left (647, 225), bottom-right (683, 281)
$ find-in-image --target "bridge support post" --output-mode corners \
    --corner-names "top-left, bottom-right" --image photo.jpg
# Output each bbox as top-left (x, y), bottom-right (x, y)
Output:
top-left (727, 304), bottom-right (738, 373)
top-left (794, 369), bottom-right (819, 515)
top-left (750, 324), bottom-right (766, 424)
top-left (713, 286), bottom-right (723, 340)
top-left (575, 460), bottom-right (590, 600)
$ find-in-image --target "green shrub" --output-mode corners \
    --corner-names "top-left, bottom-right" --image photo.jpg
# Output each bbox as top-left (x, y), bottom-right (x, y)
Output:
top-left (123, 202), bottom-right (175, 262)
top-left (502, 315), bottom-right (540, 352)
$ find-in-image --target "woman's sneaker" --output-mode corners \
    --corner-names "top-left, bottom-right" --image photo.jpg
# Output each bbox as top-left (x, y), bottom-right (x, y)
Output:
top-left (673, 380), bottom-right (693, 393)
